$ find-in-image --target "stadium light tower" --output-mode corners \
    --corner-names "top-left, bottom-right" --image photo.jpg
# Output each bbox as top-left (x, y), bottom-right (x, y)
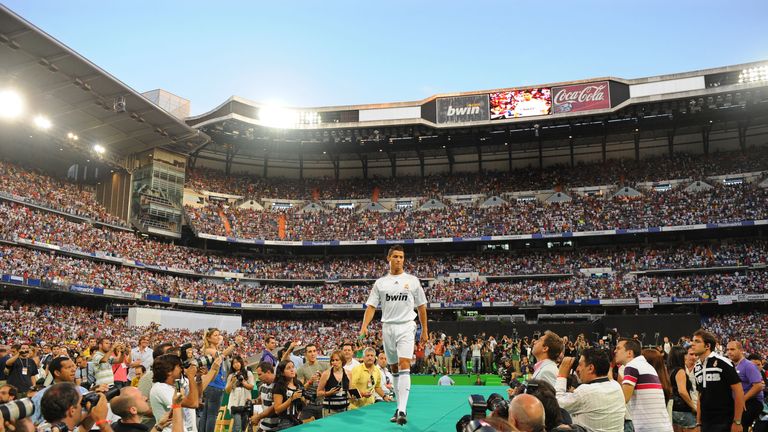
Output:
top-left (258, 105), bottom-right (299, 128)
top-left (0, 89), bottom-right (24, 119)
top-left (33, 114), bottom-right (52, 130)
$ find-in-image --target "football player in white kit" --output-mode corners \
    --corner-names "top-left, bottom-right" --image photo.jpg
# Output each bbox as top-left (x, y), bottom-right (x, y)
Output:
top-left (360, 245), bottom-right (428, 426)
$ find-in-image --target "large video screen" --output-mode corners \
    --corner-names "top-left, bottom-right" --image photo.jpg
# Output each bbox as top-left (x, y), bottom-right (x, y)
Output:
top-left (490, 88), bottom-right (551, 120)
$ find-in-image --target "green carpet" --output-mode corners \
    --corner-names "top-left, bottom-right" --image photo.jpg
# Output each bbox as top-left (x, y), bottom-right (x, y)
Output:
top-left (293, 385), bottom-right (509, 431)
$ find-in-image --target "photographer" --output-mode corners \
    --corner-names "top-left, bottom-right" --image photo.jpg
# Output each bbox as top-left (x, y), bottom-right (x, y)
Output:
top-left (149, 354), bottom-right (202, 432)
top-left (74, 356), bottom-right (95, 390)
top-left (92, 339), bottom-right (115, 388)
top-left (30, 356), bottom-right (88, 426)
top-left (40, 382), bottom-right (112, 432)
top-left (0, 384), bottom-right (16, 403)
top-left (5, 344), bottom-right (39, 393)
top-left (198, 329), bottom-right (243, 432)
top-left (271, 360), bottom-right (305, 430)
top-left (224, 356), bottom-right (253, 432)
top-left (555, 349), bottom-right (625, 432)
top-left (111, 386), bottom-right (182, 432)
top-left (296, 344), bottom-right (327, 421)
top-left (109, 343), bottom-right (131, 389)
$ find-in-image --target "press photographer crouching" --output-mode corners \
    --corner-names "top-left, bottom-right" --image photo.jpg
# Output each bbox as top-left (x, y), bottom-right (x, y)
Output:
top-left (39, 382), bottom-right (112, 432)
top-left (224, 356), bottom-right (254, 432)
top-left (110, 387), bottom-right (182, 432)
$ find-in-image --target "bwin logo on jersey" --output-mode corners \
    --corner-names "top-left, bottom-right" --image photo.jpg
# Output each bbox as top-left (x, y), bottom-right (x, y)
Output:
top-left (386, 293), bottom-right (409, 302)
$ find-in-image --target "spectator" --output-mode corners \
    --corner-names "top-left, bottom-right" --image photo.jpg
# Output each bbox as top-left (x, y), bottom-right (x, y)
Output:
top-left (691, 329), bottom-right (745, 432)
top-left (507, 393), bottom-right (546, 432)
top-left (348, 348), bottom-right (390, 409)
top-left (531, 331), bottom-right (563, 387)
top-left (317, 350), bottom-right (350, 418)
top-left (615, 338), bottom-right (673, 432)
top-left (725, 341), bottom-right (764, 430)
top-left (667, 346), bottom-right (698, 432)
top-left (129, 336), bottom-right (153, 382)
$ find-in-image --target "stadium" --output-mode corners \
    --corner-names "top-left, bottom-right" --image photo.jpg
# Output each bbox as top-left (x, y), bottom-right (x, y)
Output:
top-left (1, 3), bottom-right (767, 432)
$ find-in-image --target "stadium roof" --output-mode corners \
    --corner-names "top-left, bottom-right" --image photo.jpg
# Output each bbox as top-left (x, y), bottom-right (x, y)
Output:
top-left (184, 60), bottom-right (768, 170)
top-left (0, 4), bottom-right (209, 159)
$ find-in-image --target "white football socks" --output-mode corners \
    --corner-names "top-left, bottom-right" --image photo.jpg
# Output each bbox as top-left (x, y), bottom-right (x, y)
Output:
top-left (396, 369), bottom-right (411, 414)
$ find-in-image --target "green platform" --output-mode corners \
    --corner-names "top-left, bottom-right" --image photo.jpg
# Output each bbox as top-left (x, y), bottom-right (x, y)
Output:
top-left (293, 385), bottom-right (508, 431)
top-left (410, 374), bottom-right (503, 386)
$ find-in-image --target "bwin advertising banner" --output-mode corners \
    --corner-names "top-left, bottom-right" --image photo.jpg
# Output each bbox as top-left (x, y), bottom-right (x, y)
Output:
top-left (436, 94), bottom-right (489, 124)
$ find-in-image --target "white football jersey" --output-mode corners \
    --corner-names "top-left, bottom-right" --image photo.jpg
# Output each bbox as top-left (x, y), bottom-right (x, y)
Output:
top-left (366, 272), bottom-right (427, 324)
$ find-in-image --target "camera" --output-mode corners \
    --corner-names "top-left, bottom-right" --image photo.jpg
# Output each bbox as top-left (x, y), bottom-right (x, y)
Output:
top-left (486, 393), bottom-right (509, 419)
top-left (229, 400), bottom-right (254, 415)
top-left (456, 393), bottom-right (510, 432)
top-left (0, 398), bottom-right (35, 422)
top-left (179, 343), bottom-right (213, 369)
top-left (80, 387), bottom-right (121, 410)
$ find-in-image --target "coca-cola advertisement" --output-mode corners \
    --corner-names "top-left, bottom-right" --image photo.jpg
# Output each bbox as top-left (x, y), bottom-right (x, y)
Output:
top-left (552, 81), bottom-right (611, 114)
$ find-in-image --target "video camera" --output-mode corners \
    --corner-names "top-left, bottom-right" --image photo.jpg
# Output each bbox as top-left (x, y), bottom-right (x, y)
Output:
top-left (229, 400), bottom-right (254, 415)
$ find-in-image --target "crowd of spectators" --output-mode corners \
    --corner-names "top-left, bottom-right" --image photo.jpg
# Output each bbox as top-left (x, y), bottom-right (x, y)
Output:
top-left (1, 242), bottom-right (766, 305)
top-left (186, 147), bottom-right (768, 200)
top-left (0, 160), bottom-right (126, 226)
top-left (4, 200), bottom-right (766, 281)
top-left (0, 300), bottom-right (378, 359)
top-left (703, 312), bottom-right (768, 361)
top-left (187, 182), bottom-right (768, 241)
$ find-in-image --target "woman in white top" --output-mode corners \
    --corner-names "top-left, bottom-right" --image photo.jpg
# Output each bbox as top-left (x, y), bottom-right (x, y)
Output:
top-left (225, 356), bottom-right (255, 432)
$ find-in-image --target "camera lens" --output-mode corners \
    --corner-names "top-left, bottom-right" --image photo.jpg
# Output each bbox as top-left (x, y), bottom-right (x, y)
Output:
top-left (0, 398), bottom-right (35, 422)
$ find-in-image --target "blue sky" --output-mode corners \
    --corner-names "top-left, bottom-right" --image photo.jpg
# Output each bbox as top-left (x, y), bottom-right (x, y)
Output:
top-left (4, 1), bottom-right (767, 115)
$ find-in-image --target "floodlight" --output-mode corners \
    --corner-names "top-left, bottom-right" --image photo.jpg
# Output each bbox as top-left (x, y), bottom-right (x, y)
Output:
top-left (33, 115), bottom-right (52, 130)
top-left (258, 105), bottom-right (299, 128)
top-left (93, 144), bottom-right (105, 154)
top-left (738, 65), bottom-right (768, 84)
top-left (0, 89), bottom-right (24, 119)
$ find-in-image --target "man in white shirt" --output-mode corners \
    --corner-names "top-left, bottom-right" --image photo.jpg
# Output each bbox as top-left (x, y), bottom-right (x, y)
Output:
top-left (361, 245), bottom-right (428, 426)
top-left (530, 331), bottom-right (563, 387)
top-left (129, 336), bottom-right (154, 381)
top-left (149, 354), bottom-right (201, 432)
top-left (341, 343), bottom-right (360, 373)
top-left (615, 338), bottom-right (673, 432)
top-left (375, 352), bottom-right (395, 400)
top-left (555, 348), bottom-right (625, 432)
top-left (437, 373), bottom-right (455, 386)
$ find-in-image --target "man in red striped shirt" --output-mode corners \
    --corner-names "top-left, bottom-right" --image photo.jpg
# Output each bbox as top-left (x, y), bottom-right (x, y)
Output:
top-left (615, 338), bottom-right (673, 432)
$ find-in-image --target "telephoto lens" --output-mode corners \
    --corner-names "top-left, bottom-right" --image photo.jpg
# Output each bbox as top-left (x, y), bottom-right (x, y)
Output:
top-left (0, 398), bottom-right (35, 422)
